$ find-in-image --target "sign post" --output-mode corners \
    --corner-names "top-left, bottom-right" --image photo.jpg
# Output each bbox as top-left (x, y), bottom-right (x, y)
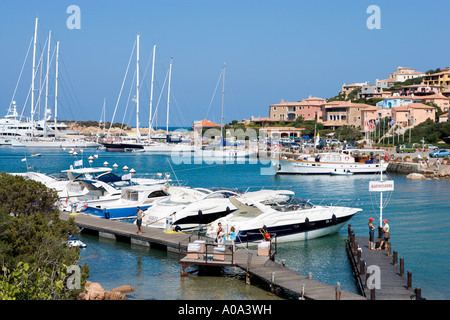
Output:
top-left (369, 161), bottom-right (394, 226)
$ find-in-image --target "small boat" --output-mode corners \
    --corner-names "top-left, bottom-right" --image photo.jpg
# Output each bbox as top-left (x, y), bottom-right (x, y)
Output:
top-left (331, 169), bottom-right (354, 176)
top-left (31, 152), bottom-right (41, 157)
top-left (206, 190), bottom-right (361, 245)
top-left (67, 236), bottom-right (87, 248)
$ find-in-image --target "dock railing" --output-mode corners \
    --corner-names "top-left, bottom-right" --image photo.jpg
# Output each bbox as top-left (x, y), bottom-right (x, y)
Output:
top-left (237, 232), bottom-right (277, 260)
top-left (178, 234), bottom-right (236, 266)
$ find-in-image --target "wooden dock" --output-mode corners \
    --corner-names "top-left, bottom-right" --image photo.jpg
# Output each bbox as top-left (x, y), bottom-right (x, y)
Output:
top-left (346, 225), bottom-right (424, 300)
top-left (61, 212), bottom-right (365, 300)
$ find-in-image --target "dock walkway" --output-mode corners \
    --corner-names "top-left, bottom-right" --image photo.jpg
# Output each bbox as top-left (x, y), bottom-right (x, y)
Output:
top-left (61, 212), bottom-right (365, 300)
top-left (346, 225), bottom-right (424, 300)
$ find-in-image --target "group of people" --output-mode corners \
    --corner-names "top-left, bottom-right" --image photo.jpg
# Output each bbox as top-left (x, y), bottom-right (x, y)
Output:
top-left (215, 222), bottom-right (236, 249)
top-left (368, 217), bottom-right (390, 250)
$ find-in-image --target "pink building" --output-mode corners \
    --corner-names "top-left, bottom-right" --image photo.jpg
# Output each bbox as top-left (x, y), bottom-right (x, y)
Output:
top-left (391, 103), bottom-right (436, 127)
top-left (418, 94), bottom-right (450, 112)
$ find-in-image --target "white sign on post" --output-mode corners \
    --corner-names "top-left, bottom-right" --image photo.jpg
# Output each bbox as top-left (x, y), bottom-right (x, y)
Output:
top-left (369, 180), bottom-right (394, 192)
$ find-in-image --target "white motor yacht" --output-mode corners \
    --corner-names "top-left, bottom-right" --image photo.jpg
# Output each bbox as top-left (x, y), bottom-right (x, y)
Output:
top-left (206, 190), bottom-right (361, 244)
top-left (274, 150), bottom-right (388, 175)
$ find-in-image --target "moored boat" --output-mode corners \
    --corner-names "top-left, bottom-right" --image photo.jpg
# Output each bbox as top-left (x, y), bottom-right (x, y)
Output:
top-left (206, 190), bottom-right (361, 244)
top-left (274, 150), bottom-right (388, 175)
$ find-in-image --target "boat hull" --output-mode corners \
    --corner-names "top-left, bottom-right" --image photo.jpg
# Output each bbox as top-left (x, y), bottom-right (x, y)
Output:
top-left (235, 213), bottom-right (354, 244)
top-left (275, 159), bottom-right (388, 175)
top-left (82, 204), bottom-right (152, 219)
top-left (102, 142), bottom-right (144, 151)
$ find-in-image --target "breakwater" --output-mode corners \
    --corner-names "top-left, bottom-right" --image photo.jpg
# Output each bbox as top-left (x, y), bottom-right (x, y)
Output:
top-left (387, 161), bottom-right (450, 177)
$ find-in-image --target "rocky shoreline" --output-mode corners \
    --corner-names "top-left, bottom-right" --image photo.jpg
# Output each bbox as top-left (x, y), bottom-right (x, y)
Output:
top-left (78, 281), bottom-right (134, 300)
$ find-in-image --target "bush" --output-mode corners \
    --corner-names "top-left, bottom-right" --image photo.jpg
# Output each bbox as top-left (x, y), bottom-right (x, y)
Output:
top-left (0, 173), bottom-right (89, 300)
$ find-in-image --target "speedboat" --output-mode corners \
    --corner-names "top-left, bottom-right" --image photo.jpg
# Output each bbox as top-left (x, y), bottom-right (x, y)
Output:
top-left (274, 150), bottom-right (388, 175)
top-left (140, 186), bottom-right (218, 229)
top-left (143, 188), bottom-right (242, 230)
top-left (206, 190), bottom-right (361, 244)
top-left (80, 184), bottom-right (171, 219)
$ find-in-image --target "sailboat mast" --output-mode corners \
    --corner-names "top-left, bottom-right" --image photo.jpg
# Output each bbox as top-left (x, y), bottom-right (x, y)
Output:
top-left (136, 34), bottom-right (140, 141)
top-left (54, 41), bottom-right (59, 137)
top-left (148, 44), bottom-right (156, 139)
top-left (220, 64), bottom-right (226, 143)
top-left (166, 57), bottom-right (173, 136)
top-left (31, 17), bottom-right (38, 137)
top-left (44, 30), bottom-right (51, 137)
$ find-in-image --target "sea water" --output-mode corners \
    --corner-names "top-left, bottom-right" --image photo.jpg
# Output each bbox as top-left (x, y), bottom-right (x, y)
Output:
top-left (0, 147), bottom-right (448, 300)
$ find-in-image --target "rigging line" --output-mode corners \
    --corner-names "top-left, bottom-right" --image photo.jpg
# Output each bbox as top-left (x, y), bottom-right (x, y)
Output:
top-left (205, 68), bottom-right (223, 120)
top-left (10, 36), bottom-right (33, 110)
top-left (120, 68), bottom-right (136, 132)
top-left (20, 35), bottom-right (48, 121)
top-left (150, 68), bottom-right (169, 129)
top-left (108, 40), bottom-right (136, 136)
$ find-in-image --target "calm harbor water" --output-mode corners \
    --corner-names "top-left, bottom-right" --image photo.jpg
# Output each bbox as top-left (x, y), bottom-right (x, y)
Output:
top-left (1, 146), bottom-right (449, 300)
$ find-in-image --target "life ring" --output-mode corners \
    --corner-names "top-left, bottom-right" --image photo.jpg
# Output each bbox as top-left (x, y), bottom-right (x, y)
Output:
top-left (345, 156), bottom-right (349, 161)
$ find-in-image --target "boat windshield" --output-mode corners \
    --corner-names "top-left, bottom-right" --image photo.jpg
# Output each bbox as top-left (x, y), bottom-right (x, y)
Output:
top-left (204, 191), bottom-right (236, 199)
top-left (265, 197), bottom-right (314, 212)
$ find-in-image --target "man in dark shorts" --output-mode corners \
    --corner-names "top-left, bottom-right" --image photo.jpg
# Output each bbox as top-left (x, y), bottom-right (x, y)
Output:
top-left (136, 206), bottom-right (145, 235)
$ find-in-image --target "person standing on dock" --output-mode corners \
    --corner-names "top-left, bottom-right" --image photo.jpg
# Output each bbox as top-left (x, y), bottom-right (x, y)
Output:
top-left (377, 219), bottom-right (390, 250)
top-left (368, 217), bottom-right (376, 250)
top-left (136, 206), bottom-right (145, 235)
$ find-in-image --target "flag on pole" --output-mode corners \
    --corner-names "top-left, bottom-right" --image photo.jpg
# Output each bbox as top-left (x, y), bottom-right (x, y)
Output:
top-left (74, 159), bottom-right (83, 167)
top-left (65, 190), bottom-right (70, 204)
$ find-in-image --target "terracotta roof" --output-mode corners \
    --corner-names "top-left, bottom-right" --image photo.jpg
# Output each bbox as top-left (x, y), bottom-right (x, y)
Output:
top-left (383, 96), bottom-right (419, 100)
top-left (193, 119), bottom-right (221, 127)
top-left (418, 94), bottom-right (449, 100)
top-left (325, 101), bottom-right (372, 108)
top-left (407, 103), bottom-right (436, 109)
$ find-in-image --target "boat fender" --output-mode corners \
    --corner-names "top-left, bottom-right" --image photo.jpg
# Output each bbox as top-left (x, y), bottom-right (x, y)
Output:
top-left (226, 206), bottom-right (231, 214)
top-left (104, 211), bottom-right (110, 219)
top-left (198, 210), bottom-right (203, 223)
top-left (305, 217), bottom-right (310, 228)
top-left (332, 214), bottom-right (337, 225)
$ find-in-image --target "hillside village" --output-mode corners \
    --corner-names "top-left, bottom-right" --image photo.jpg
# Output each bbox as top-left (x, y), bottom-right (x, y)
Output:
top-left (246, 66), bottom-right (450, 142)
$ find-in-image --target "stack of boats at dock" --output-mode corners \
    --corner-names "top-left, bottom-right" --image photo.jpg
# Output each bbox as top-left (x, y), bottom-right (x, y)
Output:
top-left (14, 164), bottom-right (361, 245)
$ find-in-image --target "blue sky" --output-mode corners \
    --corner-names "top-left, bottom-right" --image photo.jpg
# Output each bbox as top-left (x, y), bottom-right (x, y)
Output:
top-left (0, 0), bottom-right (449, 128)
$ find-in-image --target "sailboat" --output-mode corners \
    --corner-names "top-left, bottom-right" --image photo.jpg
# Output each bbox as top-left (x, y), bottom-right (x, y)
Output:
top-left (143, 56), bottom-right (194, 154)
top-left (2, 19), bottom-right (99, 148)
top-left (102, 34), bottom-right (145, 151)
top-left (195, 65), bottom-right (256, 160)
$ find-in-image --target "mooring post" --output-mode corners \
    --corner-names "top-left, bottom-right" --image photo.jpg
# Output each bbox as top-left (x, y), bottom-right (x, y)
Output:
top-left (370, 288), bottom-right (376, 300)
top-left (415, 288), bottom-right (421, 300)
top-left (393, 251), bottom-right (398, 266)
top-left (400, 258), bottom-right (404, 277)
top-left (359, 258), bottom-right (365, 275)
top-left (353, 241), bottom-right (358, 255)
top-left (335, 282), bottom-right (341, 300)
top-left (271, 272), bottom-right (276, 293)
top-left (357, 247), bottom-right (361, 262)
top-left (246, 251), bottom-right (253, 285)
top-left (407, 271), bottom-right (412, 289)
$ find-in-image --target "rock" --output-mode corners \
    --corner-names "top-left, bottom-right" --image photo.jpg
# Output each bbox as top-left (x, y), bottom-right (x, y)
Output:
top-left (79, 281), bottom-right (129, 300)
top-left (406, 173), bottom-right (425, 180)
top-left (112, 285), bottom-right (135, 294)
